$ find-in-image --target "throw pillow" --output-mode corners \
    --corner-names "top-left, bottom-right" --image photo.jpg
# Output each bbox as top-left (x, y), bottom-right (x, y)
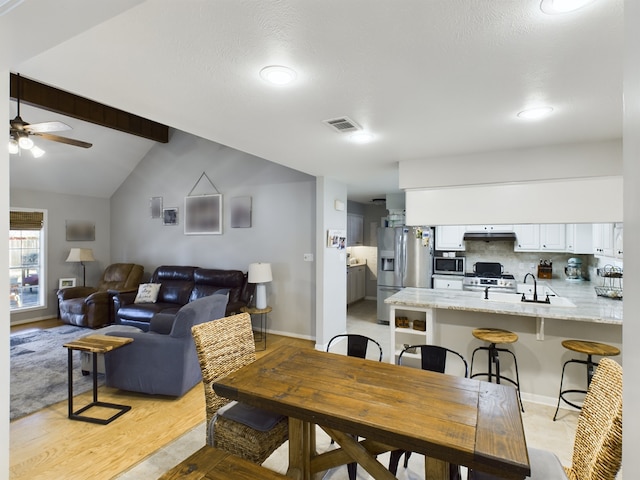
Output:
top-left (134, 283), bottom-right (161, 304)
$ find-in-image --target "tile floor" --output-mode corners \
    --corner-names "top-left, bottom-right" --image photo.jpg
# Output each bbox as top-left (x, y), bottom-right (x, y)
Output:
top-left (117, 299), bottom-right (612, 479)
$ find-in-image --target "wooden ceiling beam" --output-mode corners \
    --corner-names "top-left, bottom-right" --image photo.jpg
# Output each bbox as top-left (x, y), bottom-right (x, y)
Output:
top-left (9, 73), bottom-right (169, 143)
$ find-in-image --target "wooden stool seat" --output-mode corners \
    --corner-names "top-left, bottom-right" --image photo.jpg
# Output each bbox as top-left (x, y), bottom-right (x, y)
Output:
top-left (472, 327), bottom-right (518, 345)
top-left (553, 339), bottom-right (621, 420)
top-left (470, 327), bottom-right (523, 412)
top-left (561, 339), bottom-right (620, 357)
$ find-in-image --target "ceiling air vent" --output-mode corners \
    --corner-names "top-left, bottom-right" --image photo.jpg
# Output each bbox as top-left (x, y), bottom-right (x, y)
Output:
top-left (323, 116), bottom-right (362, 134)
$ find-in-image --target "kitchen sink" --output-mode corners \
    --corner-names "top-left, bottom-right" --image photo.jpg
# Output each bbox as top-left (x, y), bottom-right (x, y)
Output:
top-left (481, 290), bottom-right (575, 307)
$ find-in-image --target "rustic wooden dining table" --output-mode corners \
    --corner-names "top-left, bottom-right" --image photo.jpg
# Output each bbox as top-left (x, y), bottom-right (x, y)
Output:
top-left (213, 345), bottom-right (530, 480)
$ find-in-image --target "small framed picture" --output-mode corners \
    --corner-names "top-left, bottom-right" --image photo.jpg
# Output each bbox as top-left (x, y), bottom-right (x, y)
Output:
top-left (150, 197), bottom-right (163, 218)
top-left (327, 229), bottom-right (346, 249)
top-left (59, 278), bottom-right (76, 289)
top-left (230, 196), bottom-right (252, 228)
top-left (163, 207), bottom-right (179, 226)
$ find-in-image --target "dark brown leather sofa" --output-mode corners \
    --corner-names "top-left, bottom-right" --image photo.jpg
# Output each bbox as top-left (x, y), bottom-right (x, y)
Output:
top-left (57, 263), bottom-right (144, 328)
top-left (112, 265), bottom-right (252, 331)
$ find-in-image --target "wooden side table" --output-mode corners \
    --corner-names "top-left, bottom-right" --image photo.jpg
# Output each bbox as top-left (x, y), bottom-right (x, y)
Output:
top-left (63, 334), bottom-right (133, 424)
top-left (240, 306), bottom-right (271, 351)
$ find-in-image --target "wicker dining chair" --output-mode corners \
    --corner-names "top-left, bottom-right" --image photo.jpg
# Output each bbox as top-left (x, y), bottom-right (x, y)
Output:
top-left (191, 312), bottom-right (288, 464)
top-left (470, 357), bottom-right (622, 480)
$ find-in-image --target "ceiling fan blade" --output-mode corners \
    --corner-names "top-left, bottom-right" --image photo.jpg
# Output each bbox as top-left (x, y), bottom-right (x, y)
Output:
top-left (24, 121), bottom-right (72, 134)
top-left (34, 133), bottom-right (92, 148)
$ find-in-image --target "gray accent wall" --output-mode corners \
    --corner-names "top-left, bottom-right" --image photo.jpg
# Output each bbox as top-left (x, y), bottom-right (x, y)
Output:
top-left (9, 189), bottom-right (111, 324)
top-left (109, 130), bottom-right (316, 338)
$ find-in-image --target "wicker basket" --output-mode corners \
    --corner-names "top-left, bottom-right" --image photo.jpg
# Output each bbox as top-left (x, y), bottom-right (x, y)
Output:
top-left (395, 316), bottom-right (409, 328)
top-left (413, 319), bottom-right (426, 331)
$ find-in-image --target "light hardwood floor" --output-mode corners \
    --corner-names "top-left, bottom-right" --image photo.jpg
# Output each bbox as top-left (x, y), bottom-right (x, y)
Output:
top-left (9, 319), bottom-right (314, 480)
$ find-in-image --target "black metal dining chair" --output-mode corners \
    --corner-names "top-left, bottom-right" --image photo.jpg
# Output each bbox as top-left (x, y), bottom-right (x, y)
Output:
top-left (326, 333), bottom-right (383, 480)
top-left (389, 344), bottom-right (468, 479)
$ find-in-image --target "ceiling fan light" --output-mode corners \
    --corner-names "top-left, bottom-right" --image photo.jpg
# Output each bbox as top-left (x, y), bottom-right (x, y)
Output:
top-left (31, 145), bottom-right (45, 158)
top-left (8, 138), bottom-right (19, 154)
top-left (18, 135), bottom-right (34, 149)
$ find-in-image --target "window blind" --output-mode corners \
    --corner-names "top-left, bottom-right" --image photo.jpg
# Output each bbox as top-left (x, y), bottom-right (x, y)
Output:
top-left (10, 211), bottom-right (44, 230)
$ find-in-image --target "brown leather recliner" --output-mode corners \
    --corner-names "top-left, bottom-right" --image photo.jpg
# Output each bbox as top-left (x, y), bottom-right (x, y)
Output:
top-left (57, 263), bottom-right (144, 328)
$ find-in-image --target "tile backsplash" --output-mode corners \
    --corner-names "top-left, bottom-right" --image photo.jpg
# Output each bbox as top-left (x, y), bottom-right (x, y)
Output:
top-left (446, 240), bottom-right (595, 281)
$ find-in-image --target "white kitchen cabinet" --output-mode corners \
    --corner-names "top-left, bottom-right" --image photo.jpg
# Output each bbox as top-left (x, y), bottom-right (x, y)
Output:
top-left (593, 223), bottom-right (615, 257)
top-left (435, 225), bottom-right (466, 251)
top-left (514, 224), bottom-right (565, 252)
top-left (433, 277), bottom-right (463, 290)
top-left (347, 213), bottom-right (364, 246)
top-left (466, 225), bottom-right (514, 232)
top-left (388, 306), bottom-right (429, 364)
top-left (614, 224), bottom-right (623, 258)
top-left (539, 224), bottom-right (566, 251)
top-left (513, 224), bottom-right (540, 251)
top-left (565, 224), bottom-right (593, 254)
top-left (347, 265), bottom-right (366, 304)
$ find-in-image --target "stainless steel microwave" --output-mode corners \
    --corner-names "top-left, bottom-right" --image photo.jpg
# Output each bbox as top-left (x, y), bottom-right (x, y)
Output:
top-left (433, 256), bottom-right (465, 275)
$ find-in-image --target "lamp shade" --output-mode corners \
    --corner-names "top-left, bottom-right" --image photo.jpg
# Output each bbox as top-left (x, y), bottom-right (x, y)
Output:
top-left (66, 248), bottom-right (95, 263)
top-left (248, 262), bottom-right (272, 284)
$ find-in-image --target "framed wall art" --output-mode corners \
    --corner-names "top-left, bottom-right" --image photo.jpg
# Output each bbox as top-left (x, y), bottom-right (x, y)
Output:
top-left (163, 207), bottom-right (178, 226)
top-left (327, 229), bottom-right (346, 249)
top-left (230, 196), bottom-right (252, 228)
top-left (150, 197), bottom-right (163, 218)
top-left (66, 221), bottom-right (95, 241)
top-left (184, 194), bottom-right (222, 235)
top-left (59, 278), bottom-right (76, 289)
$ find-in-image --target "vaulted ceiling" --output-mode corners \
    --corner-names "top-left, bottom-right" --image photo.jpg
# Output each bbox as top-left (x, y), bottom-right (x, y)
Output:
top-left (3, 0), bottom-right (624, 202)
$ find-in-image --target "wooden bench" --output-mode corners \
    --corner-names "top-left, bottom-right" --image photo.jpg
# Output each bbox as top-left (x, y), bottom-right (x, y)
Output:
top-left (158, 445), bottom-right (288, 480)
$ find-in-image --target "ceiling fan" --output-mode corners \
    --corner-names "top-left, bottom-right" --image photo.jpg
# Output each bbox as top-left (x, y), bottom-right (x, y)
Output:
top-left (9, 74), bottom-right (92, 157)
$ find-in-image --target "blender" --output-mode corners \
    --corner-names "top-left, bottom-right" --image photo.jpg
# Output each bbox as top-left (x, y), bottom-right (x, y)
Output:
top-left (564, 257), bottom-right (583, 281)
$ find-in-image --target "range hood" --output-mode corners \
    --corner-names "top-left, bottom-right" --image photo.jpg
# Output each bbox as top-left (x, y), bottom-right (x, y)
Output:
top-left (463, 231), bottom-right (517, 241)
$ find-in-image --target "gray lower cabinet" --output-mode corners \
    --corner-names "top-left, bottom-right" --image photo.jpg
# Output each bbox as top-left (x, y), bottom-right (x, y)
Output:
top-left (347, 265), bottom-right (366, 304)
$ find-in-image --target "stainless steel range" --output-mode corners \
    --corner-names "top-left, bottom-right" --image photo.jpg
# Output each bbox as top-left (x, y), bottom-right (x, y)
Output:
top-left (462, 262), bottom-right (517, 293)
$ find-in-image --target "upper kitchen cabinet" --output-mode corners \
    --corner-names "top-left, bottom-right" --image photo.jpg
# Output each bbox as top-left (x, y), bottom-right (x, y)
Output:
top-left (513, 224), bottom-right (565, 252)
top-left (435, 225), bottom-right (466, 251)
top-left (539, 224), bottom-right (566, 251)
top-left (347, 213), bottom-right (364, 246)
top-left (614, 223), bottom-right (623, 259)
top-left (566, 224), bottom-right (593, 254)
top-left (513, 225), bottom-right (540, 251)
top-left (593, 223), bottom-right (615, 257)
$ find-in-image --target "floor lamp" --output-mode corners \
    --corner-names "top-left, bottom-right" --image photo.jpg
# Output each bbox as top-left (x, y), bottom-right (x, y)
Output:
top-left (66, 248), bottom-right (95, 286)
top-left (248, 262), bottom-right (272, 309)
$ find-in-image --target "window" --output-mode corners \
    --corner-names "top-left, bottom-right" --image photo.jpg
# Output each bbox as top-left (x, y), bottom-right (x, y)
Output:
top-left (9, 209), bottom-right (47, 311)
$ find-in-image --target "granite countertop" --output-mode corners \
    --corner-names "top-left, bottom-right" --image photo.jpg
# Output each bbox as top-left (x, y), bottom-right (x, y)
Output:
top-left (385, 279), bottom-right (622, 325)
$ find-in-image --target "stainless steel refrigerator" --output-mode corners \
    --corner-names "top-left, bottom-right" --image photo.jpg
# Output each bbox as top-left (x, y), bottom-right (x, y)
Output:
top-left (377, 226), bottom-right (433, 324)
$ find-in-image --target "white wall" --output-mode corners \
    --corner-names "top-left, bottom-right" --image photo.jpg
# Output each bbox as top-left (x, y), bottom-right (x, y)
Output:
top-left (623, 0), bottom-right (640, 472)
top-left (110, 130), bottom-right (316, 338)
top-left (1, 69), bottom-right (10, 480)
top-left (315, 177), bottom-right (348, 350)
top-left (9, 190), bottom-right (111, 324)
top-left (400, 139), bottom-right (622, 189)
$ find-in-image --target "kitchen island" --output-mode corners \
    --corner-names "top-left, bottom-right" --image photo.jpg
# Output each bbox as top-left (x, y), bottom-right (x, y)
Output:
top-left (385, 280), bottom-right (622, 405)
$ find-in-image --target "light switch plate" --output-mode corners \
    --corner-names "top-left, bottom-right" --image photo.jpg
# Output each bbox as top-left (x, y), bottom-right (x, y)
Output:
top-left (303, 253), bottom-right (314, 261)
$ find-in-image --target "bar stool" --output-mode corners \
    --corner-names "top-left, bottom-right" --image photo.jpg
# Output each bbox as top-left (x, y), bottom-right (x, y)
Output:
top-left (553, 339), bottom-right (620, 421)
top-left (470, 327), bottom-right (524, 412)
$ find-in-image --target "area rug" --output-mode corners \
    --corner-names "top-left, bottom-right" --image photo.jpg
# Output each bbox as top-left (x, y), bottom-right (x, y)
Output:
top-left (10, 325), bottom-right (100, 421)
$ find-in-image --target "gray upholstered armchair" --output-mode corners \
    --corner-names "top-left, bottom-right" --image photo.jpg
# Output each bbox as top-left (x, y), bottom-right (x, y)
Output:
top-left (103, 293), bottom-right (228, 397)
top-left (57, 263), bottom-right (144, 328)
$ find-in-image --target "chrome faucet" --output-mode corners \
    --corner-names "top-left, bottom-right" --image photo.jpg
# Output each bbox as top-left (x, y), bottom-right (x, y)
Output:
top-left (523, 272), bottom-right (538, 302)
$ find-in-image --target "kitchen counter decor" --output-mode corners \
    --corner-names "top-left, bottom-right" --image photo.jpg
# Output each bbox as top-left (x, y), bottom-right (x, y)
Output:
top-left (594, 265), bottom-right (623, 300)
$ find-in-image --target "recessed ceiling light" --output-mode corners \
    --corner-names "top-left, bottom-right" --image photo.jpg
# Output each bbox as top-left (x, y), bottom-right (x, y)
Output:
top-left (259, 65), bottom-right (297, 86)
top-left (349, 132), bottom-right (374, 143)
top-left (517, 106), bottom-right (554, 120)
top-left (540, 0), bottom-right (596, 15)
